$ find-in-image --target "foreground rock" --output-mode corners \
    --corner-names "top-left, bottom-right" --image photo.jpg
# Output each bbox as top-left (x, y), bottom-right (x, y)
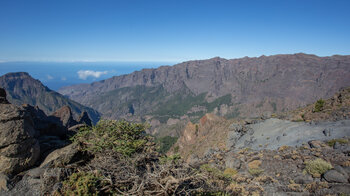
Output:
top-left (0, 90), bottom-right (40, 175)
top-left (0, 88), bottom-right (93, 194)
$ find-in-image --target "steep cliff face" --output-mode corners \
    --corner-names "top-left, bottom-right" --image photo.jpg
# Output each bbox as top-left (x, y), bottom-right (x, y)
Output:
top-left (59, 54), bottom-right (350, 123)
top-left (0, 72), bottom-right (100, 123)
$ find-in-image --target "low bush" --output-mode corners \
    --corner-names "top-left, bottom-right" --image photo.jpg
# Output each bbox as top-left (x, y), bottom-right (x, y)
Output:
top-left (305, 158), bottom-right (332, 177)
top-left (60, 119), bottom-right (223, 195)
top-left (223, 168), bottom-right (238, 178)
top-left (327, 138), bottom-right (348, 147)
top-left (60, 171), bottom-right (109, 195)
top-left (155, 135), bottom-right (178, 154)
top-left (314, 99), bottom-right (325, 112)
top-left (71, 119), bottom-right (151, 156)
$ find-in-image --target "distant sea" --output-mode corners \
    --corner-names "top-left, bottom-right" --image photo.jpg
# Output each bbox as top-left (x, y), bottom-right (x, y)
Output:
top-left (0, 61), bottom-right (175, 90)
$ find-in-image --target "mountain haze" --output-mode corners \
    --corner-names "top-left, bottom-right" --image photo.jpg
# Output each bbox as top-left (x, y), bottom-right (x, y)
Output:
top-left (0, 72), bottom-right (100, 123)
top-left (59, 53), bottom-right (350, 124)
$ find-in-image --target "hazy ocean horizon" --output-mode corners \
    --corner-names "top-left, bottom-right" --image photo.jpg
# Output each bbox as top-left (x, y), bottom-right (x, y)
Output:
top-left (0, 61), bottom-right (175, 90)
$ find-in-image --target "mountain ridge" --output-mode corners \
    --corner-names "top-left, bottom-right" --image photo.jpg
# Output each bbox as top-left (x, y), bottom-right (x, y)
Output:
top-left (0, 72), bottom-right (100, 123)
top-left (59, 53), bottom-right (350, 126)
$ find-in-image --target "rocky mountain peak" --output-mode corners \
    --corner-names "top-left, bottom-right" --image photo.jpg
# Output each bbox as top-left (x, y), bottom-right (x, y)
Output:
top-left (50, 105), bottom-right (77, 128)
top-left (0, 72), bottom-right (100, 124)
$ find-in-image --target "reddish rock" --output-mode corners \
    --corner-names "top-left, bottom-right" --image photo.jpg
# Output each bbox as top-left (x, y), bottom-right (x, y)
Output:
top-left (50, 106), bottom-right (78, 128)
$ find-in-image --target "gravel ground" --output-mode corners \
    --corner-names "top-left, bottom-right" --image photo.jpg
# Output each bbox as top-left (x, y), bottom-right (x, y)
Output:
top-left (233, 118), bottom-right (350, 150)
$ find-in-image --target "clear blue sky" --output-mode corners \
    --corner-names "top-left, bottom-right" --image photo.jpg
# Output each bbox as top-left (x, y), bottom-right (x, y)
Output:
top-left (0, 0), bottom-right (349, 62)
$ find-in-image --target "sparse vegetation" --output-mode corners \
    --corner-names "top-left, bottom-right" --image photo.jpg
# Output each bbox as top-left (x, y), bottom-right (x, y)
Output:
top-left (327, 138), bottom-right (348, 147)
top-left (60, 171), bottom-right (109, 195)
top-left (71, 119), bottom-right (151, 156)
top-left (223, 168), bottom-right (238, 178)
top-left (304, 158), bottom-right (332, 177)
top-left (248, 160), bottom-right (264, 176)
top-left (314, 99), bottom-right (325, 112)
top-left (155, 135), bottom-right (178, 153)
top-left (61, 119), bottom-right (227, 195)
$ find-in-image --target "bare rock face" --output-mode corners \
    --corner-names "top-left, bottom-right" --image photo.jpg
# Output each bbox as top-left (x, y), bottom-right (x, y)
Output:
top-left (50, 106), bottom-right (78, 128)
top-left (22, 104), bottom-right (67, 137)
top-left (0, 101), bottom-right (40, 175)
top-left (0, 88), bottom-right (9, 104)
top-left (77, 111), bottom-right (92, 126)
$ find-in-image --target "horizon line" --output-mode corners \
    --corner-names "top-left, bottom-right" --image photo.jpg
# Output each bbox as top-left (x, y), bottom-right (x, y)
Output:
top-left (0, 52), bottom-right (349, 64)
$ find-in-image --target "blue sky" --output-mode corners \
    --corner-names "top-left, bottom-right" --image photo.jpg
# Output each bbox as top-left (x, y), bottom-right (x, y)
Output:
top-left (0, 0), bottom-right (349, 62)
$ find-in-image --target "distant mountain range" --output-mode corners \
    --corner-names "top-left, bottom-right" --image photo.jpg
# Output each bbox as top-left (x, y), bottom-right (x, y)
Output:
top-left (59, 53), bottom-right (350, 125)
top-left (0, 72), bottom-right (100, 123)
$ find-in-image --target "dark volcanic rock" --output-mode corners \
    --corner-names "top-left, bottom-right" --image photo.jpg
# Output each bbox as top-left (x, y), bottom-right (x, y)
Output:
top-left (22, 104), bottom-right (67, 137)
top-left (40, 143), bottom-right (82, 168)
top-left (324, 170), bottom-right (348, 183)
top-left (0, 88), bottom-right (9, 104)
top-left (77, 111), bottom-right (92, 126)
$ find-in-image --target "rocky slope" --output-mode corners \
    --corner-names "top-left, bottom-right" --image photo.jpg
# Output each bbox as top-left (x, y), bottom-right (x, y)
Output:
top-left (282, 86), bottom-right (350, 122)
top-left (0, 88), bottom-right (92, 193)
top-left (0, 72), bottom-right (100, 123)
top-left (1, 86), bottom-right (350, 195)
top-left (168, 88), bottom-right (350, 195)
top-left (59, 53), bottom-right (350, 125)
top-left (172, 87), bottom-right (350, 160)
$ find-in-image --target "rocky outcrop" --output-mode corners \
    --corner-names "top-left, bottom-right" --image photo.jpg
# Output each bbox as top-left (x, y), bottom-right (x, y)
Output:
top-left (172, 113), bottom-right (231, 161)
top-left (0, 89), bottom-right (88, 176)
top-left (50, 106), bottom-right (78, 128)
top-left (22, 104), bottom-right (67, 137)
top-left (0, 88), bottom-right (9, 104)
top-left (0, 72), bottom-right (100, 124)
top-left (40, 143), bottom-right (82, 168)
top-left (0, 99), bottom-right (40, 175)
top-left (77, 111), bottom-right (92, 126)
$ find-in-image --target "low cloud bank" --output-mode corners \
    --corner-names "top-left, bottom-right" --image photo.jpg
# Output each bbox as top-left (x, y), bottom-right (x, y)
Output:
top-left (77, 70), bottom-right (108, 80)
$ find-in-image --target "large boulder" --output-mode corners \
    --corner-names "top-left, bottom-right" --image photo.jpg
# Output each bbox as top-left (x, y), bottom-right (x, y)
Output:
top-left (0, 103), bottom-right (40, 175)
top-left (324, 169), bottom-right (348, 183)
top-left (40, 143), bottom-right (82, 168)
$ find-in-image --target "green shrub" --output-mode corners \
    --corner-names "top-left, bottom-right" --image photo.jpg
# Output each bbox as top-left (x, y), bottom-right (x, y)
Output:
top-left (327, 138), bottom-right (348, 147)
top-left (156, 136), bottom-right (178, 154)
top-left (71, 119), bottom-right (150, 156)
top-left (159, 153), bottom-right (181, 164)
top-left (61, 171), bottom-right (108, 196)
top-left (248, 168), bottom-right (264, 176)
top-left (305, 158), bottom-right (332, 177)
top-left (314, 99), bottom-right (325, 112)
top-left (223, 168), bottom-right (238, 178)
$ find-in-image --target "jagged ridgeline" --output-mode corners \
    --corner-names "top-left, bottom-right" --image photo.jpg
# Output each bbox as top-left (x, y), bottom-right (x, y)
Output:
top-left (0, 72), bottom-right (100, 124)
top-left (59, 54), bottom-right (350, 124)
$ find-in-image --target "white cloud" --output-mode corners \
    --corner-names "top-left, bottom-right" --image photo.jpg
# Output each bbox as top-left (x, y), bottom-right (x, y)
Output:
top-left (61, 77), bottom-right (67, 81)
top-left (47, 75), bottom-right (54, 80)
top-left (77, 70), bottom-right (108, 80)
